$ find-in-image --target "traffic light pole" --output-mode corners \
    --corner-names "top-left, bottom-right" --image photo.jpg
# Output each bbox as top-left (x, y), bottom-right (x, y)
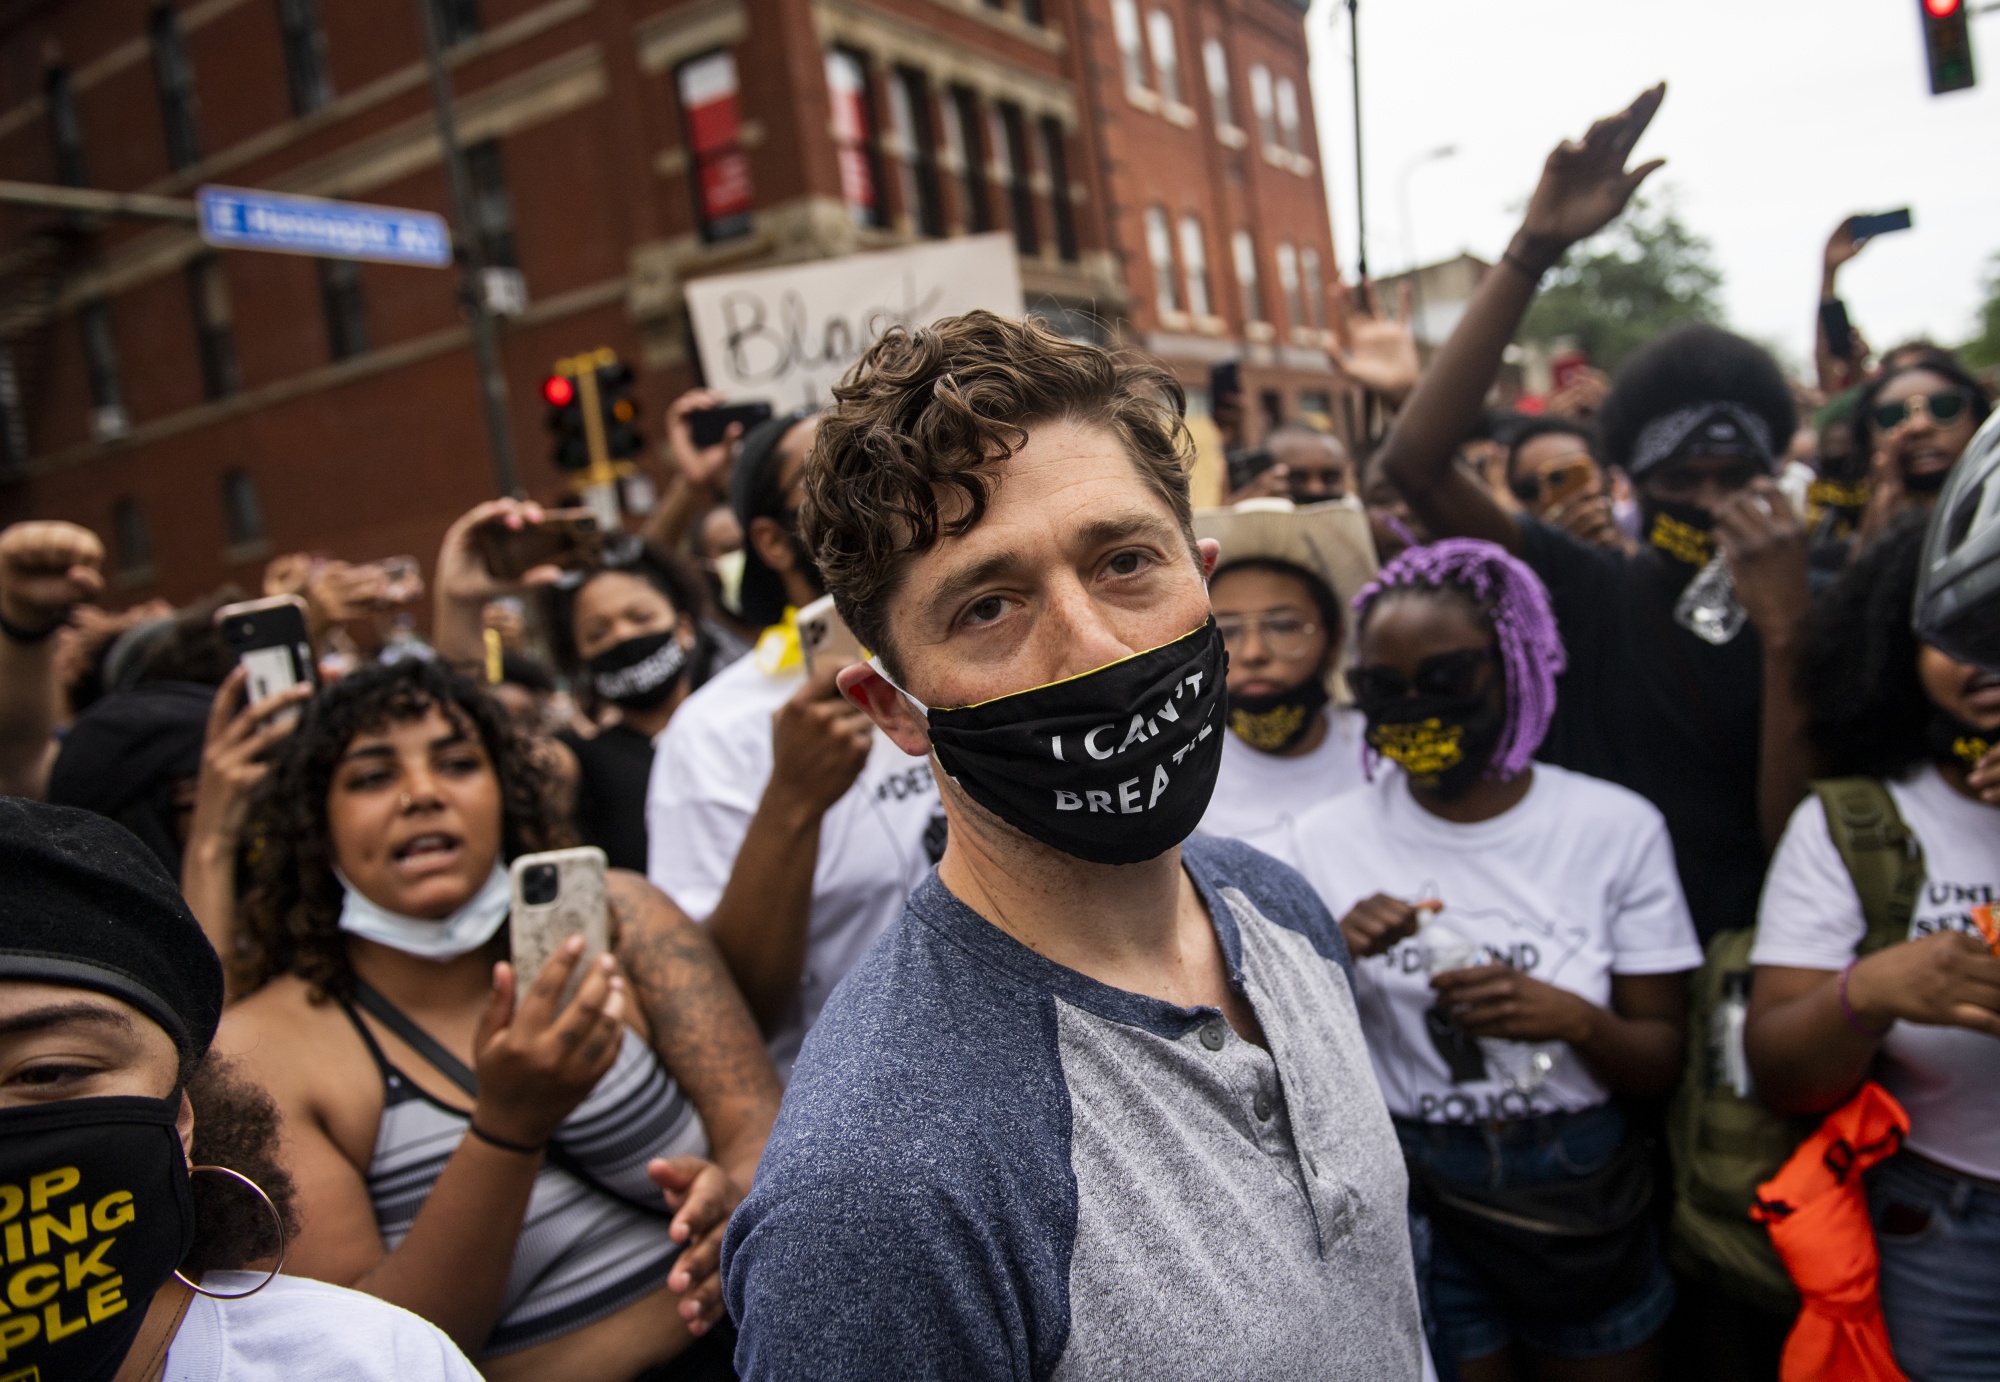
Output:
top-left (1347, 0), bottom-right (1368, 281)
top-left (417, 0), bottom-right (520, 498)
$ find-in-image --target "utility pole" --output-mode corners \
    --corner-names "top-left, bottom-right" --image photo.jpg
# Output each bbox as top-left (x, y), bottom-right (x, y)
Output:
top-left (416, 0), bottom-right (520, 498)
top-left (1346, 0), bottom-right (1367, 281)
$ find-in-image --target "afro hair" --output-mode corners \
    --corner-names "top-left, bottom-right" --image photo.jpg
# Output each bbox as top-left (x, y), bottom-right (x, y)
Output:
top-left (1797, 510), bottom-right (1931, 779)
top-left (1597, 324), bottom-right (1797, 473)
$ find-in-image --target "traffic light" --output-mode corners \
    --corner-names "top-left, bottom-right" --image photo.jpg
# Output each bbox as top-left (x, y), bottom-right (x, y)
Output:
top-left (596, 360), bottom-right (644, 461)
top-left (1920, 0), bottom-right (1976, 94)
top-left (542, 371), bottom-right (589, 472)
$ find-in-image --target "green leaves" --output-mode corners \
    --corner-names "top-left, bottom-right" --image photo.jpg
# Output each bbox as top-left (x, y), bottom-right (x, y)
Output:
top-left (1519, 196), bottom-right (1724, 373)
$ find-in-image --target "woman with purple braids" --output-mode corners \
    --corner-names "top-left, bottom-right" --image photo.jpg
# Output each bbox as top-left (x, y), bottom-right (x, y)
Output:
top-left (1286, 538), bottom-right (1701, 1382)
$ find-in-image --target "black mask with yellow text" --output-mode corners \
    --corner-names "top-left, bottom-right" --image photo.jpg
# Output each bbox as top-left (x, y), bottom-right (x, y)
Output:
top-left (1927, 708), bottom-right (1994, 771)
top-left (0, 1094), bottom-right (193, 1382)
top-left (1362, 692), bottom-right (1506, 800)
top-left (1642, 498), bottom-right (1717, 575)
top-left (1228, 677), bottom-right (1330, 754)
top-left (920, 619), bottom-right (1228, 866)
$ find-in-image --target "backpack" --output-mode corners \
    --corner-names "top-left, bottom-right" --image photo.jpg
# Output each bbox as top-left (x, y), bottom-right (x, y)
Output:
top-left (1665, 777), bottom-right (1925, 1316)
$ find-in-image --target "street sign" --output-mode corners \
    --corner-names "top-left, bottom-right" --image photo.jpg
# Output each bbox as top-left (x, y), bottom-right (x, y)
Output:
top-left (195, 185), bottom-right (452, 267)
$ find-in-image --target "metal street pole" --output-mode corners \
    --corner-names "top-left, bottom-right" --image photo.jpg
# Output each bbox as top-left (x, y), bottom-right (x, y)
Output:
top-left (416, 0), bottom-right (520, 498)
top-left (1346, 0), bottom-right (1367, 282)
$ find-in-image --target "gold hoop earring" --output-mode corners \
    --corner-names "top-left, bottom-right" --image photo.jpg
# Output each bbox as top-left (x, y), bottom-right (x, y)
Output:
top-left (174, 1165), bottom-right (287, 1300)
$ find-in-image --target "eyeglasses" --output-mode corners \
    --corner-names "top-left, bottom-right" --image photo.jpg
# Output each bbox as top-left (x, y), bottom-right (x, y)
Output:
top-left (1215, 612), bottom-right (1322, 661)
top-left (1872, 390), bottom-right (1972, 432)
top-left (1347, 648), bottom-right (1494, 710)
top-left (1509, 457), bottom-right (1595, 506)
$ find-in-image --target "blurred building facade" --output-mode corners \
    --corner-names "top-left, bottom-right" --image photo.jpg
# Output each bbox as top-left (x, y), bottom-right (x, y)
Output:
top-left (0, 0), bottom-right (1343, 602)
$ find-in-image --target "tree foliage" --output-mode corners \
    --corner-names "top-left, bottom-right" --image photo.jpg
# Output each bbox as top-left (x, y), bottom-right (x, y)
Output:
top-left (1962, 252), bottom-right (2000, 371)
top-left (1519, 197), bottom-right (1725, 372)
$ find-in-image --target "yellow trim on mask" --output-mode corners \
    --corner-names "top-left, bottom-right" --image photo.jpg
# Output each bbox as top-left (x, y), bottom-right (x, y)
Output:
top-left (930, 617), bottom-right (1213, 712)
top-left (753, 607), bottom-right (803, 676)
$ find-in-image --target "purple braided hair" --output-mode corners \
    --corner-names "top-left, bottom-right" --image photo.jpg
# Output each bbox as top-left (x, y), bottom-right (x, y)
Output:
top-left (1352, 537), bottom-right (1567, 779)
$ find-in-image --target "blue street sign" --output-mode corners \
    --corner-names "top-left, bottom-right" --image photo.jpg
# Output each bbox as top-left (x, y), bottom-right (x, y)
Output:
top-left (196, 185), bottom-right (452, 267)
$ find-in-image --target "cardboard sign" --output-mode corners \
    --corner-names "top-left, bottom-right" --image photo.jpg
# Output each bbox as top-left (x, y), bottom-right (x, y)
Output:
top-left (684, 233), bottom-right (1024, 407)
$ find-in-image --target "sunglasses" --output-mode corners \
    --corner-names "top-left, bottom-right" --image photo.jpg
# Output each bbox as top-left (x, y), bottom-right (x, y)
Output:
top-left (1872, 390), bottom-right (1972, 432)
top-left (1347, 647), bottom-right (1494, 710)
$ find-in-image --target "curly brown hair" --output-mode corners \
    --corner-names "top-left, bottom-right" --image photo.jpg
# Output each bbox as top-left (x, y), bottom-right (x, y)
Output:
top-left (801, 309), bottom-right (1197, 676)
top-left (234, 658), bottom-right (572, 999)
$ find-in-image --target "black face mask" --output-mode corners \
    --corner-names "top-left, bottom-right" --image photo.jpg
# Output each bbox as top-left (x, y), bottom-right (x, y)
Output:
top-left (1902, 462), bottom-right (1954, 497)
top-left (1362, 692), bottom-right (1506, 800)
top-left (587, 631), bottom-right (690, 710)
top-left (0, 1094), bottom-right (194, 1382)
top-left (1228, 676), bottom-right (1330, 754)
top-left (1927, 707), bottom-right (1994, 770)
top-left (1641, 498), bottom-right (1717, 576)
top-left (919, 619), bottom-right (1229, 866)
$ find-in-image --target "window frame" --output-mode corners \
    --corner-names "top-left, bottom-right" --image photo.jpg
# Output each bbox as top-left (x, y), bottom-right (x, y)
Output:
top-left (942, 85), bottom-right (991, 234)
top-left (184, 253), bottom-right (240, 401)
top-left (1145, 206), bottom-right (1181, 319)
top-left (887, 67), bottom-right (945, 239)
top-left (316, 258), bottom-right (370, 361)
top-left (275, 0), bottom-right (334, 116)
top-left (1039, 116), bottom-right (1077, 263)
top-left (826, 47), bottom-right (888, 230)
top-left (1177, 215), bottom-right (1212, 319)
top-left (676, 49), bottom-right (756, 243)
top-left (45, 67), bottom-right (89, 187)
top-left (147, 4), bottom-right (203, 171)
top-left (995, 101), bottom-right (1038, 257)
top-left (1144, 9), bottom-right (1183, 105)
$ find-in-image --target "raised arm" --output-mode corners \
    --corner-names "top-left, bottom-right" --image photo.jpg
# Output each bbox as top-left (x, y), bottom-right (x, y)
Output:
top-left (1380, 85), bottom-right (1667, 555)
top-left (642, 388), bottom-right (741, 553)
top-left (0, 521), bottom-right (104, 799)
top-left (430, 499), bottom-right (560, 670)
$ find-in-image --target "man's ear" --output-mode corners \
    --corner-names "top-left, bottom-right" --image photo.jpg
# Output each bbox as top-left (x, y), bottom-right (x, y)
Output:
top-left (1198, 537), bottom-right (1221, 583)
top-left (836, 662), bottom-right (931, 758)
top-left (747, 515), bottom-right (795, 575)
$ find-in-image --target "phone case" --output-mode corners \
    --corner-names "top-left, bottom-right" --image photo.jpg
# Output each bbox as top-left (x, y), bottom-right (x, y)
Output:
top-left (509, 847), bottom-right (611, 1008)
top-left (214, 596), bottom-right (316, 702)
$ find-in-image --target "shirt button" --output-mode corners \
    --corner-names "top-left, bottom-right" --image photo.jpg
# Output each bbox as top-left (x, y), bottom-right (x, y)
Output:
top-left (1199, 1020), bottom-right (1227, 1051)
top-left (1253, 1089), bottom-right (1274, 1121)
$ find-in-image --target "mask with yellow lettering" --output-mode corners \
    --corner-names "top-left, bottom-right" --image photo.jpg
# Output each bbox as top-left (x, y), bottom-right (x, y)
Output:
top-left (1362, 693), bottom-right (1506, 800)
top-left (1228, 677), bottom-right (1330, 754)
top-left (1642, 499), bottom-right (1717, 576)
top-left (0, 1094), bottom-right (192, 1382)
top-left (1927, 708), bottom-right (1995, 772)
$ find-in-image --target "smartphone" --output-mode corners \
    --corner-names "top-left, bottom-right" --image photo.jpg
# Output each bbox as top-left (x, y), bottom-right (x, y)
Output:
top-left (471, 511), bottom-right (602, 580)
top-left (1849, 208), bottom-right (1913, 242)
top-left (1540, 458), bottom-right (1597, 509)
top-left (213, 595), bottom-right (317, 710)
top-left (797, 592), bottom-right (864, 678)
top-left (687, 400), bottom-right (773, 448)
top-left (1226, 447), bottom-right (1277, 494)
top-left (509, 846), bottom-right (611, 1009)
top-left (375, 555), bottom-right (422, 605)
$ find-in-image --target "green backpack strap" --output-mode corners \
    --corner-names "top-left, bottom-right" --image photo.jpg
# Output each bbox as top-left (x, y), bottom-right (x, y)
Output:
top-left (1809, 777), bottom-right (1927, 956)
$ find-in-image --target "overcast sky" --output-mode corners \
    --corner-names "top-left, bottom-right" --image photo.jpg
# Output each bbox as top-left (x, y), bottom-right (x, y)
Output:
top-left (1302, 0), bottom-right (2000, 373)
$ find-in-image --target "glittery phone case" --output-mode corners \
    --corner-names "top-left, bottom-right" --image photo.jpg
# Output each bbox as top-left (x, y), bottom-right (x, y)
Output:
top-left (508, 847), bottom-right (610, 1009)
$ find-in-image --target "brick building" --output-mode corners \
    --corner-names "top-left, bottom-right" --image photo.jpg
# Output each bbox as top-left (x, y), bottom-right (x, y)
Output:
top-left (0, 0), bottom-right (1344, 604)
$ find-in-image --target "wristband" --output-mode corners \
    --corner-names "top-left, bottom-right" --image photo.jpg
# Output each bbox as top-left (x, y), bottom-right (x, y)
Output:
top-left (1838, 959), bottom-right (1890, 1039)
top-left (0, 606), bottom-right (67, 643)
top-left (1501, 249), bottom-right (1550, 283)
top-left (467, 1121), bottom-right (546, 1156)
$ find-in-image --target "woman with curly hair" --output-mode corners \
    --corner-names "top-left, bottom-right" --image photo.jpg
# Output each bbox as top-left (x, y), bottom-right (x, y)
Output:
top-left (214, 658), bottom-right (779, 1381)
top-left (1745, 514), bottom-right (2000, 1379)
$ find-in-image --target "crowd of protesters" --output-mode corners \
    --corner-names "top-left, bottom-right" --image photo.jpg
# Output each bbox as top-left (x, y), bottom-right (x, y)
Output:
top-left (1, 82), bottom-right (1997, 1382)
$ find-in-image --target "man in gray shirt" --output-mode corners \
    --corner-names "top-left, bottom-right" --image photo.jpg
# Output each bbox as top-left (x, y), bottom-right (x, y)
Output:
top-left (722, 310), bottom-right (1423, 1379)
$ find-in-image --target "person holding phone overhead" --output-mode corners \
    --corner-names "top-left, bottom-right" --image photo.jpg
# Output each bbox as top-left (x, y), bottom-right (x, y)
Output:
top-left (645, 409), bottom-right (944, 1080)
top-left (215, 657), bottom-right (780, 1380)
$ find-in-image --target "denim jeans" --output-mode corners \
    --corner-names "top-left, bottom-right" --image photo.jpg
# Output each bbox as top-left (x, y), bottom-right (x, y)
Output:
top-left (1395, 1102), bottom-right (1674, 1363)
top-left (1869, 1152), bottom-right (2000, 1382)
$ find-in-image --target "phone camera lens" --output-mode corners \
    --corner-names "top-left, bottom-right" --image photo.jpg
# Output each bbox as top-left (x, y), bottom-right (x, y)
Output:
top-left (522, 864), bottom-right (560, 906)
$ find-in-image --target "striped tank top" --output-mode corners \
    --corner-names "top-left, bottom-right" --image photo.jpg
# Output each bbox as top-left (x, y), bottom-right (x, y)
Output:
top-left (340, 983), bottom-right (709, 1356)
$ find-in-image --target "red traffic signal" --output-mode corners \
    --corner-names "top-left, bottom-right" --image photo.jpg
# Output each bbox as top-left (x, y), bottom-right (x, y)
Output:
top-left (1919, 0), bottom-right (1976, 93)
top-left (1925, 0), bottom-right (1961, 16)
top-left (542, 374), bottom-right (575, 407)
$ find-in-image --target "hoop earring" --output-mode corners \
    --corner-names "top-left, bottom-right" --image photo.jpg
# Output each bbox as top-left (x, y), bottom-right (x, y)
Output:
top-left (174, 1165), bottom-right (287, 1300)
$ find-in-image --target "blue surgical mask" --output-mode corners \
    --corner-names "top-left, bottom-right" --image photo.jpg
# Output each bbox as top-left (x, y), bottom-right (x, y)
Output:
top-left (337, 863), bottom-right (511, 960)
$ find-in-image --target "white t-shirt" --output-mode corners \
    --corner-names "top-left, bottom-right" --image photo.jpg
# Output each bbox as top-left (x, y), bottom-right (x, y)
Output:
top-left (1287, 764), bottom-right (1702, 1124)
top-left (1196, 705), bottom-right (1369, 854)
top-left (646, 649), bottom-right (941, 1079)
top-left (166, 1273), bottom-right (481, 1381)
top-left (1751, 764), bottom-right (2000, 1180)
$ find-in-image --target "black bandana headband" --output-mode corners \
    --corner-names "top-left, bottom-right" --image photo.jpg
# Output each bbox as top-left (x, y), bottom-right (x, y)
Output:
top-left (1628, 402), bottom-right (1775, 480)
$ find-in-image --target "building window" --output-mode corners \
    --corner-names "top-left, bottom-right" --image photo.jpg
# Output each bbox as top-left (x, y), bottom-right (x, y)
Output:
top-left (1178, 216), bottom-right (1212, 319)
top-left (0, 348), bottom-right (27, 474)
top-left (79, 300), bottom-right (127, 440)
top-left (221, 468), bottom-right (266, 549)
top-left (148, 5), bottom-right (203, 171)
top-left (429, 0), bottom-right (480, 46)
top-left (1276, 242), bottom-right (1304, 329)
top-left (276, 0), bottom-right (333, 115)
top-left (1145, 207), bottom-right (1180, 318)
top-left (112, 498), bottom-right (154, 577)
top-left (1232, 230), bottom-right (1263, 323)
top-left (1300, 247), bottom-right (1325, 329)
top-left (677, 51), bottom-right (754, 243)
top-left (888, 68), bottom-right (944, 239)
top-left (185, 254), bottom-right (239, 400)
top-left (1275, 76), bottom-right (1303, 156)
top-left (46, 68), bottom-right (88, 187)
top-left (1039, 117), bottom-right (1076, 262)
top-left (942, 86), bottom-right (990, 233)
top-left (1112, 0), bottom-right (1147, 92)
top-left (994, 102), bottom-right (1037, 257)
top-left (1298, 389), bottom-right (1332, 423)
top-left (826, 49), bottom-right (885, 229)
top-left (463, 139), bottom-right (517, 268)
top-left (1020, 0), bottom-right (1044, 23)
top-left (1259, 388), bottom-right (1283, 431)
top-left (1201, 40), bottom-right (1235, 134)
top-left (1145, 10), bottom-right (1182, 105)
top-left (317, 259), bottom-right (369, 360)
top-left (1249, 64), bottom-right (1276, 149)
